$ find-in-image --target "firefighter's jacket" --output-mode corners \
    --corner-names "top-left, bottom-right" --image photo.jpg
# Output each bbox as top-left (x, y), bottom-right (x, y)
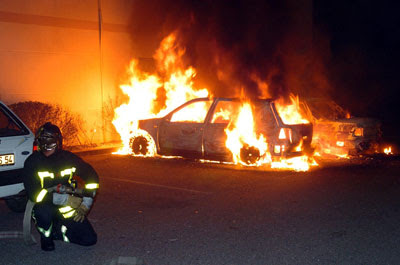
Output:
top-left (23, 150), bottom-right (99, 216)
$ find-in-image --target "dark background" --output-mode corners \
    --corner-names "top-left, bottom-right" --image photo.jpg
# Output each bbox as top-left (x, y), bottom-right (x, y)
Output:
top-left (314, 0), bottom-right (400, 146)
top-left (128, 0), bottom-right (400, 147)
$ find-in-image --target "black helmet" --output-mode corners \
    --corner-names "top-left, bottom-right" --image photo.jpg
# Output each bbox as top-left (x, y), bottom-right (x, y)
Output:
top-left (36, 122), bottom-right (62, 152)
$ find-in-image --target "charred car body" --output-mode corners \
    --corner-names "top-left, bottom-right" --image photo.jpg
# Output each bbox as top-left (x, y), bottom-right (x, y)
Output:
top-left (304, 98), bottom-right (382, 156)
top-left (129, 97), bottom-right (313, 164)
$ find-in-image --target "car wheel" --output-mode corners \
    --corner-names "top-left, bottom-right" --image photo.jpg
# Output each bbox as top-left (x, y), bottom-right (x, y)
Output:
top-left (240, 145), bottom-right (260, 165)
top-left (130, 136), bottom-right (149, 155)
top-left (5, 192), bottom-right (28, 213)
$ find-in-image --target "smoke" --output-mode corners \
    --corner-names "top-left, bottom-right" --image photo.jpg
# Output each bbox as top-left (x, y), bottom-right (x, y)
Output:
top-left (129, 0), bottom-right (329, 102)
top-left (126, 0), bottom-right (400, 145)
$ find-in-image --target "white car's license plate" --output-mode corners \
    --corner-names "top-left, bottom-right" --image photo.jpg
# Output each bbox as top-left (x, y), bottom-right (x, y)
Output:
top-left (0, 154), bottom-right (15, 166)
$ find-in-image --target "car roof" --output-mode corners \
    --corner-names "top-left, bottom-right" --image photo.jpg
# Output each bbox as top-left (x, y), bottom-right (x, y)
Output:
top-left (190, 97), bottom-right (275, 103)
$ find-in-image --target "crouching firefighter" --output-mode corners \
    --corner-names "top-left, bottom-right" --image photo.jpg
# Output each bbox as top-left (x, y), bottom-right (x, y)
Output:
top-left (23, 122), bottom-right (99, 251)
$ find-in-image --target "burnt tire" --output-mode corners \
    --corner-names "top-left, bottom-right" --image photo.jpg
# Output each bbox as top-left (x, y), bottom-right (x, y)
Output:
top-left (240, 145), bottom-right (261, 165)
top-left (130, 136), bottom-right (149, 155)
top-left (5, 192), bottom-right (28, 213)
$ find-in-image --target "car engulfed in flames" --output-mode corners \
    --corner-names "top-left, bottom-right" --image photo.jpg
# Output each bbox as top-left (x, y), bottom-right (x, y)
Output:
top-left (112, 32), bottom-right (319, 171)
top-left (128, 97), bottom-right (313, 166)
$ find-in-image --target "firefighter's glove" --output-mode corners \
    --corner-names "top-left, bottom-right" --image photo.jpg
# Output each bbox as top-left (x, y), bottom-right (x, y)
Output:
top-left (66, 195), bottom-right (82, 209)
top-left (73, 204), bottom-right (89, 223)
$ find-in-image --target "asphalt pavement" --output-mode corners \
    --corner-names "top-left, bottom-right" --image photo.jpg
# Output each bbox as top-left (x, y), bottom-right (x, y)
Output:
top-left (1, 151), bottom-right (400, 265)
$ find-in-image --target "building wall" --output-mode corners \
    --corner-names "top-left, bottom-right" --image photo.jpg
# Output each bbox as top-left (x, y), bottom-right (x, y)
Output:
top-left (0, 0), bottom-right (135, 144)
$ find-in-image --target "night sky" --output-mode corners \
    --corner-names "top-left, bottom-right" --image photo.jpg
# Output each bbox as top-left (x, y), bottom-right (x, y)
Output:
top-left (129, 0), bottom-right (400, 146)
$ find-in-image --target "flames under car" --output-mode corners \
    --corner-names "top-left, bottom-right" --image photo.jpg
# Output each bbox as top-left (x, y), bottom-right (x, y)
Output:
top-left (128, 98), bottom-right (313, 164)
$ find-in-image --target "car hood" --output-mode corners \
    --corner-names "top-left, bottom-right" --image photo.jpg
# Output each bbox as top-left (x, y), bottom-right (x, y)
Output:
top-left (318, 117), bottom-right (381, 127)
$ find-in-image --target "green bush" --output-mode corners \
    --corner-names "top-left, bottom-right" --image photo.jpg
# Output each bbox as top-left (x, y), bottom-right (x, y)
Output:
top-left (9, 101), bottom-right (83, 147)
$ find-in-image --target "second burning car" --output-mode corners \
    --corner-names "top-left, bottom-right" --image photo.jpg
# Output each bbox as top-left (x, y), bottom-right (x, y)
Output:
top-left (128, 97), bottom-right (313, 164)
top-left (303, 98), bottom-right (382, 157)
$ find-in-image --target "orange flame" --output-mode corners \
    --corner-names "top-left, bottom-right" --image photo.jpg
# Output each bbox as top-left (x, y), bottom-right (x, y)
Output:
top-left (275, 94), bottom-right (310, 125)
top-left (271, 156), bottom-right (317, 172)
top-left (112, 60), bottom-right (162, 154)
top-left (384, 146), bottom-right (392, 155)
top-left (112, 33), bottom-right (208, 154)
top-left (224, 100), bottom-right (316, 171)
top-left (225, 102), bottom-right (270, 166)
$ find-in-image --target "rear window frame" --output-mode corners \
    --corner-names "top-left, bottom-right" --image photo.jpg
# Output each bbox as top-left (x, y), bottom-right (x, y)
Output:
top-left (0, 102), bottom-right (31, 137)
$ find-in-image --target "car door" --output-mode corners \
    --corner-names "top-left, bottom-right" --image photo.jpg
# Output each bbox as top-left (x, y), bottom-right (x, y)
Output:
top-left (203, 99), bottom-right (242, 161)
top-left (158, 98), bottom-right (212, 158)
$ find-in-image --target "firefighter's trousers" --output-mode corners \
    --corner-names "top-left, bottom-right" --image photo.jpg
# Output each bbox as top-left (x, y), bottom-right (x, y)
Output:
top-left (33, 203), bottom-right (97, 246)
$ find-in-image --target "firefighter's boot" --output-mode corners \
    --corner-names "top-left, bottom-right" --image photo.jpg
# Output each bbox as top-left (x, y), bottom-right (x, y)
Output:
top-left (37, 223), bottom-right (55, 251)
top-left (40, 234), bottom-right (55, 251)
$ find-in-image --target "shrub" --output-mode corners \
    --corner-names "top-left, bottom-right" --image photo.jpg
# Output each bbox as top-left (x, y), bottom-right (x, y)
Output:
top-left (9, 101), bottom-right (83, 147)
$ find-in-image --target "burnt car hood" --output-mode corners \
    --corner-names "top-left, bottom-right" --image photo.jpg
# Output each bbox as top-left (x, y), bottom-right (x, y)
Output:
top-left (333, 117), bottom-right (381, 127)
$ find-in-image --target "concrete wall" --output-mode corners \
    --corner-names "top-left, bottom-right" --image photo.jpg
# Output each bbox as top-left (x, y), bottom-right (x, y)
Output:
top-left (0, 0), bottom-right (135, 144)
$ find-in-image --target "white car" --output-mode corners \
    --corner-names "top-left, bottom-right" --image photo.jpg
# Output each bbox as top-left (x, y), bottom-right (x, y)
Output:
top-left (0, 101), bottom-right (34, 212)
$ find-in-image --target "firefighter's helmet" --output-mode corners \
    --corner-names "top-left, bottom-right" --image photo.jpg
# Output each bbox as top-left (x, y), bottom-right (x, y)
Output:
top-left (36, 122), bottom-right (62, 152)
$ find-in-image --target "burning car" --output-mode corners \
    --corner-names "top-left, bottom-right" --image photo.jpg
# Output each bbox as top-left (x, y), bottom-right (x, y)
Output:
top-left (127, 97), bottom-right (313, 165)
top-left (303, 98), bottom-right (382, 157)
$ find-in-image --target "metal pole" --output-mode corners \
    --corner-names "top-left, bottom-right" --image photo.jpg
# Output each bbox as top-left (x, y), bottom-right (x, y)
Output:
top-left (97, 0), bottom-right (106, 143)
